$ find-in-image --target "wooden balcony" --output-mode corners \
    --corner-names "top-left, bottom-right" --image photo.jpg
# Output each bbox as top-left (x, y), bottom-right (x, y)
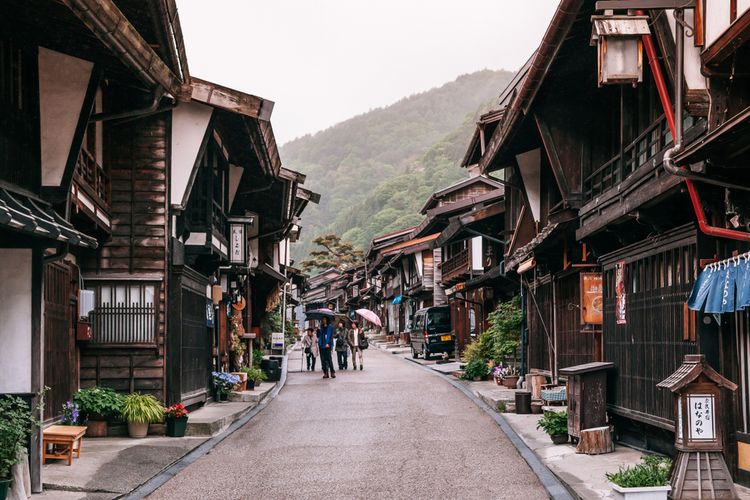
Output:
top-left (441, 247), bottom-right (471, 286)
top-left (583, 115), bottom-right (671, 203)
top-left (71, 147), bottom-right (111, 231)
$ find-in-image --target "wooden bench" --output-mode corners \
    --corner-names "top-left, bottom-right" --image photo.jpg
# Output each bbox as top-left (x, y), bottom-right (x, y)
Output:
top-left (43, 425), bottom-right (87, 465)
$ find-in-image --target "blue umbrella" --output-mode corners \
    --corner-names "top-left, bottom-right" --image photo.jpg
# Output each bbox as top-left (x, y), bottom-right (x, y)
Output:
top-left (305, 308), bottom-right (336, 320)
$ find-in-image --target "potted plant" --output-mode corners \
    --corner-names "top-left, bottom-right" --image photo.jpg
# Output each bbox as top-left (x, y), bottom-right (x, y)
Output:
top-left (462, 359), bottom-right (490, 381)
top-left (230, 371), bottom-right (248, 391)
top-left (73, 387), bottom-right (124, 437)
top-left (242, 368), bottom-right (267, 390)
top-left (493, 365), bottom-right (521, 388)
top-left (0, 395), bottom-right (42, 500)
top-left (536, 410), bottom-right (569, 444)
top-left (164, 404), bottom-right (189, 438)
top-left (121, 393), bottom-right (164, 439)
top-left (606, 456), bottom-right (672, 499)
top-left (212, 371), bottom-right (240, 401)
top-left (60, 401), bottom-right (81, 425)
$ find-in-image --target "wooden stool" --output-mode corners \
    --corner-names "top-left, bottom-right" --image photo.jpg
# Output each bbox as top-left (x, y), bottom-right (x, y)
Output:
top-left (43, 425), bottom-right (87, 465)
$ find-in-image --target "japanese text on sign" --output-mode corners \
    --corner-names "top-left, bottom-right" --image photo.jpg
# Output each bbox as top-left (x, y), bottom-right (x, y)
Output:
top-left (687, 394), bottom-right (715, 440)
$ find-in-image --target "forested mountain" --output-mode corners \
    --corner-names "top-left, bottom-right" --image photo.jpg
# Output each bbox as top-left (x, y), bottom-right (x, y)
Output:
top-left (282, 69), bottom-right (514, 260)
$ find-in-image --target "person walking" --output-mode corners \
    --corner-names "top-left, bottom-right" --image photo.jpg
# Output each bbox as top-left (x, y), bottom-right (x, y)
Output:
top-left (301, 328), bottom-right (319, 371)
top-left (335, 321), bottom-right (349, 370)
top-left (347, 320), bottom-right (365, 370)
top-left (317, 317), bottom-right (336, 379)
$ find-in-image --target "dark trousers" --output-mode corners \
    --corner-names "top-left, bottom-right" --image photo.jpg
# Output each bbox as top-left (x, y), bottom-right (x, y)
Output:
top-left (320, 347), bottom-right (335, 374)
top-left (337, 350), bottom-right (348, 369)
top-left (306, 353), bottom-right (316, 371)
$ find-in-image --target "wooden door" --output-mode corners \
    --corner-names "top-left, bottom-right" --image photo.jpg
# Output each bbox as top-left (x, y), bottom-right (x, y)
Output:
top-left (43, 263), bottom-right (75, 420)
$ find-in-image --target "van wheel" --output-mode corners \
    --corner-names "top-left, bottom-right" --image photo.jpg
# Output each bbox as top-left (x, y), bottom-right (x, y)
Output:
top-left (423, 347), bottom-right (431, 360)
top-left (411, 345), bottom-right (418, 359)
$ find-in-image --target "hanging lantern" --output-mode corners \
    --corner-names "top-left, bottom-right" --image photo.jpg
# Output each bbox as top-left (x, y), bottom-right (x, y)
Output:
top-left (590, 14), bottom-right (650, 87)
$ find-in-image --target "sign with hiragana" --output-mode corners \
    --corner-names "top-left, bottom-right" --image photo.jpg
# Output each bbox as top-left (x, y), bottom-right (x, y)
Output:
top-left (687, 394), bottom-right (715, 440)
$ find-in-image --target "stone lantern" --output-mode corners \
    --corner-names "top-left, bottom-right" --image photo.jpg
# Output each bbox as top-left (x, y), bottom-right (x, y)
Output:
top-left (590, 14), bottom-right (651, 86)
top-left (657, 354), bottom-right (738, 499)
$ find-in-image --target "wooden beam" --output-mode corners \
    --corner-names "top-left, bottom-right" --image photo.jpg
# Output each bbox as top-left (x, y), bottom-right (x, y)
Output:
top-left (534, 114), bottom-right (572, 203)
top-left (701, 9), bottom-right (750, 67)
top-left (191, 77), bottom-right (274, 121)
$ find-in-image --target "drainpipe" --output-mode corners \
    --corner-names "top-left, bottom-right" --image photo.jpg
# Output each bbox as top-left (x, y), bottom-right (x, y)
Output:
top-left (641, 9), bottom-right (750, 242)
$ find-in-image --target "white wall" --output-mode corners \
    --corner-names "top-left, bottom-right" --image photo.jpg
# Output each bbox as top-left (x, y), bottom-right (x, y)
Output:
top-left (39, 48), bottom-right (93, 187)
top-left (705, 1), bottom-right (750, 48)
top-left (170, 102), bottom-right (213, 207)
top-left (516, 148), bottom-right (541, 222)
top-left (666, 10), bottom-right (707, 90)
top-left (471, 236), bottom-right (483, 271)
top-left (0, 249), bottom-right (33, 393)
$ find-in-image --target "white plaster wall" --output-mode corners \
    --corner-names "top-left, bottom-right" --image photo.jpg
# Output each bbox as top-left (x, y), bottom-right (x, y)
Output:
top-left (170, 102), bottom-right (213, 207)
top-left (705, 0), bottom-right (732, 47)
top-left (0, 249), bottom-right (33, 393)
top-left (666, 10), bottom-right (707, 90)
top-left (39, 48), bottom-right (93, 187)
top-left (471, 236), bottom-right (483, 271)
top-left (415, 253), bottom-right (423, 278)
top-left (228, 164), bottom-right (244, 209)
top-left (516, 148), bottom-right (541, 222)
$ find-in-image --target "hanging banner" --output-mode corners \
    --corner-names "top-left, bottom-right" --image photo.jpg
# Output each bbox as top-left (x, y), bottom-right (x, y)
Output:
top-left (580, 272), bottom-right (603, 325)
top-left (615, 261), bottom-right (627, 325)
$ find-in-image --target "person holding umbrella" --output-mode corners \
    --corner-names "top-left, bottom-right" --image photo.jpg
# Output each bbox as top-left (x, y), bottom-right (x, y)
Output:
top-left (317, 316), bottom-right (336, 379)
top-left (347, 320), bottom-right (365, 370)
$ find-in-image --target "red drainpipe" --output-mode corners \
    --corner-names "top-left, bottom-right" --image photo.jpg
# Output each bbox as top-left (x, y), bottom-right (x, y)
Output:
top-left (638, 14), bottom-right (750, 242)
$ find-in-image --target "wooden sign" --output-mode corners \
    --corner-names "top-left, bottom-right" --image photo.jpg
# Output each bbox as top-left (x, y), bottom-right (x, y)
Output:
top-left (580, 273), bottom-right (603, 325)
top-left (615, 260), bottom-right (626, 325)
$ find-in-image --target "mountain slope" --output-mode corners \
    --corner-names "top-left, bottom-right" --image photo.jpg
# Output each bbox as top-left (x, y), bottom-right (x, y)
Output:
top-left (283, 69), bottom-right (514, 259)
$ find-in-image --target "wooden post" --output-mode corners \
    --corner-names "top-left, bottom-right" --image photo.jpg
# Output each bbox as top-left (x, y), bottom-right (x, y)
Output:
top-left (576, 426), bottom-right (614, 455)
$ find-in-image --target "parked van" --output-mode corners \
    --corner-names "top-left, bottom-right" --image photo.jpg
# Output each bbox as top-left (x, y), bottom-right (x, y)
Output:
top-left (408, 306), bottom-right (454, 360)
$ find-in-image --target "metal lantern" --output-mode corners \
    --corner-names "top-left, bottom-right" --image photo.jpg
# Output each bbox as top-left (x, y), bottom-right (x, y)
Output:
top-left (657, 354), bottom-right (738, 498)
top-left (590, 14), bottom-right (650, 86)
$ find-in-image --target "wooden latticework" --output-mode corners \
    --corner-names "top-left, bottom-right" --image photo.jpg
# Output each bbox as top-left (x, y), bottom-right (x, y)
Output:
top-left (671, 451), bottom-right (738, 499)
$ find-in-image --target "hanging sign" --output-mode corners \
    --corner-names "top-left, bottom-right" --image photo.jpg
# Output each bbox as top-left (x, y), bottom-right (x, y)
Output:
top-left (229, 223), bottom-right (246, 264)
top-left (580, 272), bottom-right (603, 325)
top-left (206, 300), bottom-right (214, 328)
top-left (615, 260), bottom-right (627, 325)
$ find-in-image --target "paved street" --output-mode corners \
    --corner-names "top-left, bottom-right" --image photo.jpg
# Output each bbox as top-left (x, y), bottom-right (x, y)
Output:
top-left (150, 349), bottom-right (547, 499)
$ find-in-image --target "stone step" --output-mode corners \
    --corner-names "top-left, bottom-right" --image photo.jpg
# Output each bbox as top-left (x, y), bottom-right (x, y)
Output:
top-left (185, 402), bottom-right (257, 437)
top-left (229, 382), bottom-right (276, 403)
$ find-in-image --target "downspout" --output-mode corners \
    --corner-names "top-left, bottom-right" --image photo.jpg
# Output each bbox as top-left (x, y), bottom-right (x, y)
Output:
top-left (641, 9), bottom-right (750, 242)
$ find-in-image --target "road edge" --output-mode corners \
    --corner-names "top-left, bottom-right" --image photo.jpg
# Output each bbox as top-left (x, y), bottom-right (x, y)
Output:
top-left (121, 353), bottom-right (290, 499)
top-left (402, 356), bottom-right (575, 500)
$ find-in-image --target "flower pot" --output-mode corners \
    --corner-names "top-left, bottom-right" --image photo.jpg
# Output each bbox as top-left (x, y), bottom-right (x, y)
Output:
top-left (166, 417), bottom-right (188, 437)
top-left (85, 419), bottom-right (108, 437)
top-left (473, 376), bottom-right (482, 381)
top-left (494, 376), bottom-right (502, 385)
top-left (550, 433), bottom-right (568, 445)
top-left (531, 402), bottom-right (543, 414)
top-left (0, 478), bottom-right (11, 500)
top-left (503, 376), bottom-right (520, 388)
top-left (127, 421), bottom-right (149, 438)
top-left (248, 380), bottom-right (255, 391)
top-left (231, 372), bottom-right (247, 392)
top-left (610, 484), bottom-right (670, 500)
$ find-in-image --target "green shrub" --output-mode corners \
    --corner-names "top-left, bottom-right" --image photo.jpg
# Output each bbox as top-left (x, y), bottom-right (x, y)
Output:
top-left (121, 393), bottom-right (164, 424)
top-left (73, 386), bottom-right (124, 420)
top-left (253, 347), bottom-right (264, 368)
top-left (536, 411), bottom-right (568, 436)
top-left (0, 394), bottom-right (44, 479)
top-left (606, 456), bottom-right (672, 488)
top-left (462, 359), bottom-right (490, 380)
top-left (461, 297), bottom-right (522, 365)
top-left (241, 367), bottom-right (267, 382)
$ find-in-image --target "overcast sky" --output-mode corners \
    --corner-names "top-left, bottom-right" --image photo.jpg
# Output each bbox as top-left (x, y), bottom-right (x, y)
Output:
top-left (177, 1), bottom-right (559, 144)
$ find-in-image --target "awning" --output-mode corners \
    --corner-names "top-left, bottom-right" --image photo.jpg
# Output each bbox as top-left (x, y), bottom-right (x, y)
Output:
top-left (675, 106), bottom-right (750, 167)
top-left (688, 252), bottom-right (750, 314)
top-left (0, 187), bottom-right (97, 248)
top-left (258, 263), bottom-right (286, 283)
top-left (434, 200), bottom-right (505, 248)
top-left (505, 222), bottom-right (561, 272)
top-left (392, 295), bottom-right (405, 305)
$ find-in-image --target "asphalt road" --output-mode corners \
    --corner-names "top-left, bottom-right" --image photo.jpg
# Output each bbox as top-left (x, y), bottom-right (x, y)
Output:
top-left (149, 349), bottom-right (548, 500)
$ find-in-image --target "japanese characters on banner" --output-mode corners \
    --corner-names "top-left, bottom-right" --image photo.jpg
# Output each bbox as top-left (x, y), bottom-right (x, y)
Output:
top-left (580, 272), bottom-right (603, 325)
top-left (615, 260), bottom-right (627, 325)
top-left (230, 223), bottom-right (246, 264)
top-left (687, 394), bottom-right (715, 440)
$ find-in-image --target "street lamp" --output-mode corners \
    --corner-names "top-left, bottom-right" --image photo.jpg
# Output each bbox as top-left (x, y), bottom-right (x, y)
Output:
top-left (590, 13), bottom-right (650, 86)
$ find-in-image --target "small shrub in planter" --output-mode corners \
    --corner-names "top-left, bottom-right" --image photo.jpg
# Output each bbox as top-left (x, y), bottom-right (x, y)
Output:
top-left (536, 411), bottom-right (569, 444)
top-left (122, 393), bottom-right (164, 439)
top-left (606, 456), bottom-right (672, 500)
top-left (462, 359), bottom-right (490, 381)
top-left (73, 387), bottom-right (124, 437)
top-left (164, 404), bottom-right (189, 438)
top-left (0, 393), bottom-right (44, 499)
top-left (60, 401), bottom-right (81, 425)
top-left (241, 368), bottom-right (267, 391)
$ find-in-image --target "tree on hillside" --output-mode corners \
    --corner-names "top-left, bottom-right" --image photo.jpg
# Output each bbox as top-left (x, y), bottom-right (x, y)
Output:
top-left (300, 234), bottom-right (364, 273)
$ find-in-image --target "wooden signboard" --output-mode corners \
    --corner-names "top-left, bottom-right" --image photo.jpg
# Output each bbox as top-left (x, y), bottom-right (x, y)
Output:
top-left (615, 261), bottom-right (626, 325)
top-left (580, 273), bottom-right (603, 325)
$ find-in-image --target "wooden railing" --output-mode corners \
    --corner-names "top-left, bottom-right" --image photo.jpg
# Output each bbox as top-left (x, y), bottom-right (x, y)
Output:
top-left (74, 147), bottom-right (110, 205)
top-left (441, 247), bottom-right (470, 282)
top-left (583, 115), bottom-right (671, 202)
top-left (90, 303), bottom-right (156, 344)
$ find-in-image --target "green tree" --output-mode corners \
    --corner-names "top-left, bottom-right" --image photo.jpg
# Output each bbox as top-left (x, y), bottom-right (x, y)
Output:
top-left (299, 234), bottom-right (364, 273)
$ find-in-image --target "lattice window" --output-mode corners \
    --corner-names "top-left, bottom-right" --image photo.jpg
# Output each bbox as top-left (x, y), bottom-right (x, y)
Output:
top-left (87, 282), bottom-right (157, 344)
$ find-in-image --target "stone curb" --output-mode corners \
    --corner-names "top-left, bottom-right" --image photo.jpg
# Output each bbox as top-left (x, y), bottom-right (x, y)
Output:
top-left (120, 354), bottom-right (290, 499)
top-left (402, 356), bottom-right (576, 500)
